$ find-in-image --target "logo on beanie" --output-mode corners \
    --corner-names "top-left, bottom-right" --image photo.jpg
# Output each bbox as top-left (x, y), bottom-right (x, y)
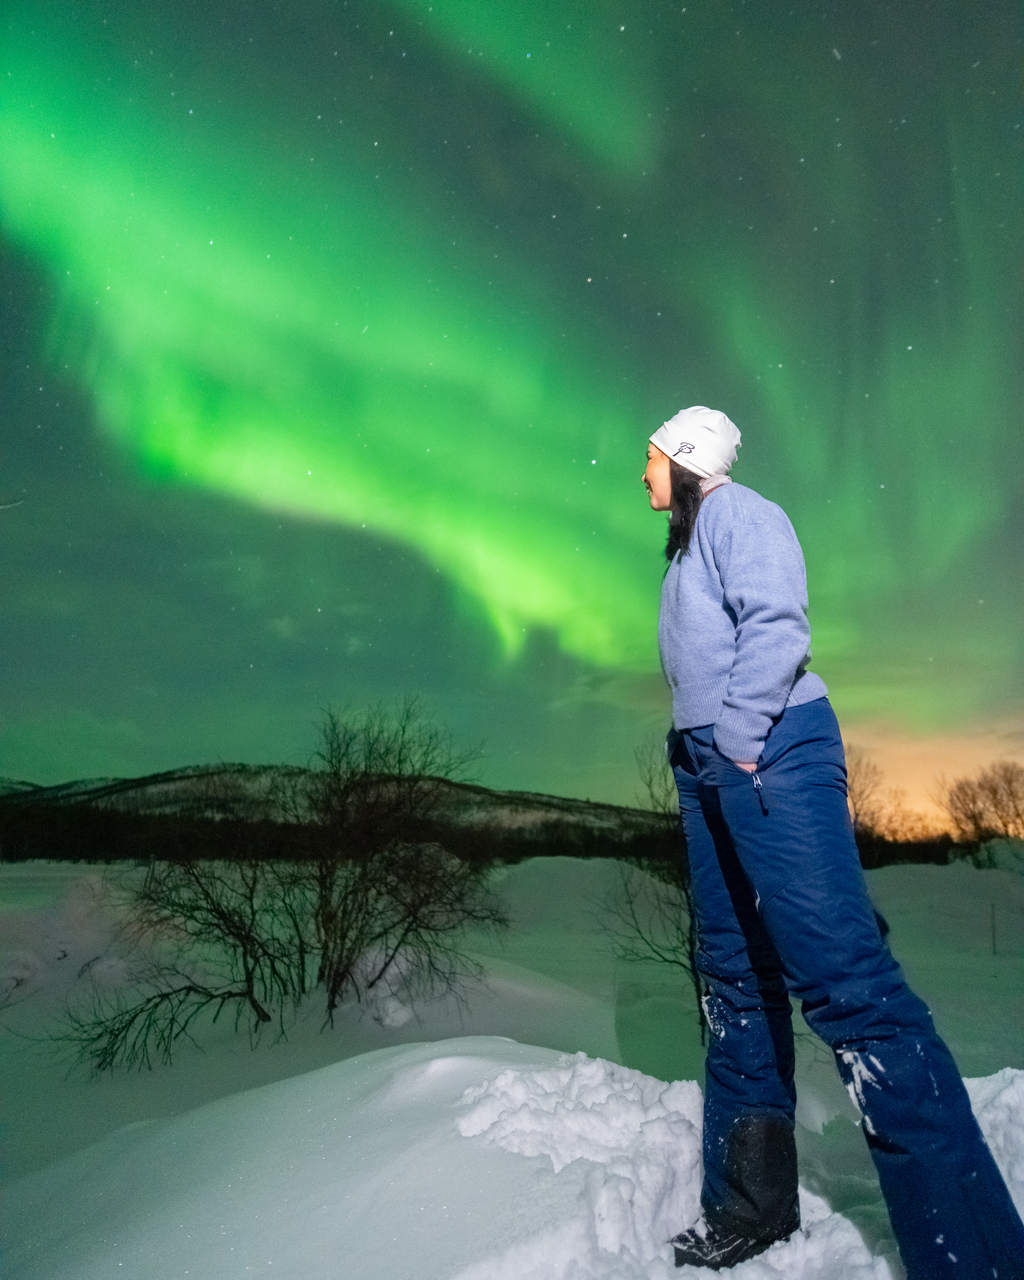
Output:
top-left (673, 442), bottom-right (695, 455)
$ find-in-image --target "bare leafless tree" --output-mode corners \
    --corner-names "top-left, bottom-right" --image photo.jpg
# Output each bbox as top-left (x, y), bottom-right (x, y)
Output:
top-left (622, 735), bottom-right (705, 1040)
top-left (944, 761), bottom-right (1024, 864)
top-left (634, 736), bottom-right (678, 817)
top-left (274, 697), bottom-right (479, 846)
top-left (312, 842), bottom-right (504, 1017)
top-left (60, 704), bottom-right (504, 1073)
top-left (845, 745), bottom-right (944, 843)
top-left (601, 859), bottom-right (706, 1044)
top-left (845, 745), bottom-right (884, 833)
top-left (62, 858), bottom-right (318, 1071)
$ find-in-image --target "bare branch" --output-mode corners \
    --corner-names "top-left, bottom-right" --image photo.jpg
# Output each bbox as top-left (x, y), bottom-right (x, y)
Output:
top-left (599, 860), bottom-right (707, 1044)
top-left (634, 736), bottom-right (677, 816)
top-left (845, 745), bottom-right (884, 833)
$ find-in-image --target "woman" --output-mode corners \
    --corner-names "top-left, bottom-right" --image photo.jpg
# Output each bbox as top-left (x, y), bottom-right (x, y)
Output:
top-left (643, 406), bottom-right (1024, 1276)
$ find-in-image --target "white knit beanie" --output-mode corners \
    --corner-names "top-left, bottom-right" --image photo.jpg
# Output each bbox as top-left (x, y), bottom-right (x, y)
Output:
top-left (649, 406), bottom-right (741, 479)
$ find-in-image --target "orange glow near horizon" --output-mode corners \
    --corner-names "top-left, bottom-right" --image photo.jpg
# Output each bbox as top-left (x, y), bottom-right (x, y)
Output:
top-left (838, 715), bottom-right (1024, 831)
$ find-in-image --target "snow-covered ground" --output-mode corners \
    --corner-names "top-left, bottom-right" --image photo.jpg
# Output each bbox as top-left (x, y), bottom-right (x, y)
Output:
top-left (2, 854), bottom-right (1023, 1278)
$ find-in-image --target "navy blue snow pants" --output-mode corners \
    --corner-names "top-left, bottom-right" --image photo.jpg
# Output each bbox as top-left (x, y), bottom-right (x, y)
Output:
top-left (669, 697), bottom-right (1024, 1279)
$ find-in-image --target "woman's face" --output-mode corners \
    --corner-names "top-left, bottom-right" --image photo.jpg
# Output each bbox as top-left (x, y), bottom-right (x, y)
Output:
top-left (642, 443), bottom-right (673, 511)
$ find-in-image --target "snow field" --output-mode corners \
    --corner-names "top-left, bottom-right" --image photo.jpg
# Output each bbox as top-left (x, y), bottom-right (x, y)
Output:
top-left (2, 854), bottom-right (1023, 1277)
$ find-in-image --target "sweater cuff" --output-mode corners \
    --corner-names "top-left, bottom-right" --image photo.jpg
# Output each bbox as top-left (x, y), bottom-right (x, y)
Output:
top-left (713, 708), bottom-right (771, 764)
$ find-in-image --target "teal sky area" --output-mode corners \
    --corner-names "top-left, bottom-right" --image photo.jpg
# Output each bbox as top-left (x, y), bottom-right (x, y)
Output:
top-left (1, 0), bottom-right (1022, 801)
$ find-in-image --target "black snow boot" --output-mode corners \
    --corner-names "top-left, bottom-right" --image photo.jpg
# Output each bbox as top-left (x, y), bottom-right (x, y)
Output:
top-left (673, 1113), bottom-right (800, 1269)
top-left (670, 1221), bottom-right (795, 1270)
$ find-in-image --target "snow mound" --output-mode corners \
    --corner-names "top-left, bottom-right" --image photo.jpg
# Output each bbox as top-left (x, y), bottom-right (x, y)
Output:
top-left (7, 1036), bottom-right (1023, 1280)
top-left (455, 1054), bottom-right (894, 1280)
top-left (966, 1068), bottom-right (1024, 1213)
top-left (458, 1053), bottom-right (703, 1263)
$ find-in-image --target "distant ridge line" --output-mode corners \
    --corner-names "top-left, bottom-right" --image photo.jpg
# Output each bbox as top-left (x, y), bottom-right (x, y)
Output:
top-left (0, 764), bottom-right (670, 830)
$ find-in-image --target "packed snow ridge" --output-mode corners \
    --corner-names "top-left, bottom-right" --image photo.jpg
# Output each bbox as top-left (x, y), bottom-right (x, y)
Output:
top-left (7, 1037), bottom-right (1024, 1280)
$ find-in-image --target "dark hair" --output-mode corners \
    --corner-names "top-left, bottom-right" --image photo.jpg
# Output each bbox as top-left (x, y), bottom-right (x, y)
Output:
top-left (665, 461), bottom-right (703, 561)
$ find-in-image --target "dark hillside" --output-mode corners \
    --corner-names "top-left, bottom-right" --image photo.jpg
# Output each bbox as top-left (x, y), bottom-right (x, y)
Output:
top-left (0, 765), bottom-right (963, 870)
top-left (0, 765), bottom-right (679, 866)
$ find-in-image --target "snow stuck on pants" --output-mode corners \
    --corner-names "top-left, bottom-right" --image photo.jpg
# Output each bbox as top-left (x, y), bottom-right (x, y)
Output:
top-left (12, 1038), bottom-right (1023, 1280)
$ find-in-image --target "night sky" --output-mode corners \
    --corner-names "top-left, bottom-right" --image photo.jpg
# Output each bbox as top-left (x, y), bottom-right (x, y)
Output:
top-left (1, 0), bottom-right (1021, 803)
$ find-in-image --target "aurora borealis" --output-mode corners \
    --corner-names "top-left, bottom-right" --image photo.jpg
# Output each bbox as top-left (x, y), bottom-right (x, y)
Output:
top-left (1, 0), bottom-right (1022, 801)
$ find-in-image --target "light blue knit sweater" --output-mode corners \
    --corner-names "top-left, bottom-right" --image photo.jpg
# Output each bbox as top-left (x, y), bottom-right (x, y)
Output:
top-left (658, 482), bottom-right (828, 762)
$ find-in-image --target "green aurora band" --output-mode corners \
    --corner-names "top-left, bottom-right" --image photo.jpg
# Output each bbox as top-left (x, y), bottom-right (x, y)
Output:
top-left (2, 0), bottom-right (1021, 727)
